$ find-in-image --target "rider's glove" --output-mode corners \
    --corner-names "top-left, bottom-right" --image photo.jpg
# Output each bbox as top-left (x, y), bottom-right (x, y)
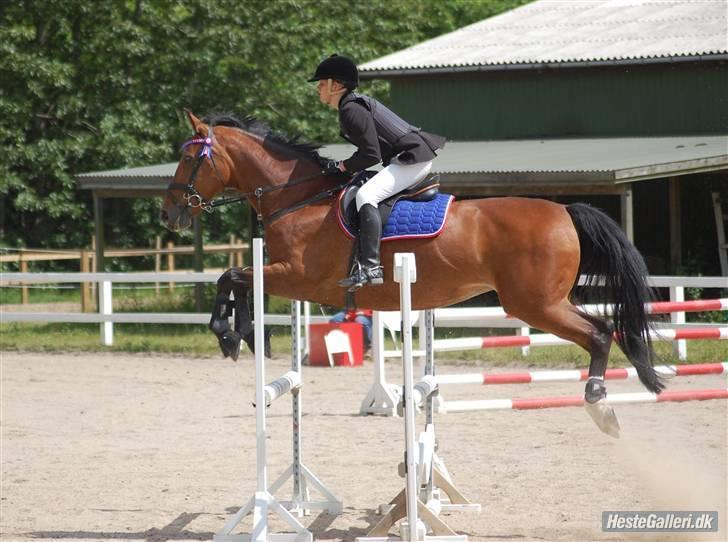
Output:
top-left (322, 160), bottom-right (344, 176)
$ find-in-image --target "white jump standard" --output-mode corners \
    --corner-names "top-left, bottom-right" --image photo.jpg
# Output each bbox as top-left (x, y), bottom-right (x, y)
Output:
top-left (360, 311), bottom-right (402, 416)
top-left (214, 238), bottom-right (341, 542)
top-left (358, 253), bottom-right (468, 542)
top-left (362, 296), bottom-right (728, 417)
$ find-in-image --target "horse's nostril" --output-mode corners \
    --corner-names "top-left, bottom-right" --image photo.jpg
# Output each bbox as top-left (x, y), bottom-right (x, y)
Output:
top-left (160, 209), bottom-right (168, 221)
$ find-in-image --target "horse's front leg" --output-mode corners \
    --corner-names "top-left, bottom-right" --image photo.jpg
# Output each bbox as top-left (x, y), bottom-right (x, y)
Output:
top-left (209, 263), bottom-right (294, 359)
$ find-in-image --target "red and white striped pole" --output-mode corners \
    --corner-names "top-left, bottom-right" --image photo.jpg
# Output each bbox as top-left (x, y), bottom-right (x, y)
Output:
top-left (432, 327), bottom-right (728, 352)
top-left (432, 298), bottom-right (728, 325)
top-left (647, 298), bottom-right (728, 314)
top-left (434, 362), bottom-right (728, 386)
top-left (441, 388), bottom-right (728, 413)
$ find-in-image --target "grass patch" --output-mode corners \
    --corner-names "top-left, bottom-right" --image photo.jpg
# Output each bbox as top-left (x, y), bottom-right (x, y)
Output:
top-left (1, 286), bottom-right (81, 305)
top-left (0, 322), bottom-right (294, 357)
top-left (1, 321), bottom-right (724, 366)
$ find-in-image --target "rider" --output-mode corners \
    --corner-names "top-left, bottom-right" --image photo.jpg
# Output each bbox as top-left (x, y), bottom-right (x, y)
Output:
top-left (309, 54), bottom-right (446, 291)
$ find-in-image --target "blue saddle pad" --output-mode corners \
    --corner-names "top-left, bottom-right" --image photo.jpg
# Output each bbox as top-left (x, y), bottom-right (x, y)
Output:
top-left (381, 193), bottom-right (454, 241)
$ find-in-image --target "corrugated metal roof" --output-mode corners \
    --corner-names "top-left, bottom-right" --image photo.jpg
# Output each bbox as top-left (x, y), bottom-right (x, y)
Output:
top-left (432, 135), bottom-right (728, 180)
top-left (77, 162), bottom-right (180, 179)
top-left (76, 135), bottom-right (727, 192)
top-left (359, 0), bottom-right (728, 74)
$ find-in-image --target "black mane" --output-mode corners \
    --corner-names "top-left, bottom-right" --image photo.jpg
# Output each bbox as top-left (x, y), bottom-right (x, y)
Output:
top-left (204, 113), bottom-right (328, 163)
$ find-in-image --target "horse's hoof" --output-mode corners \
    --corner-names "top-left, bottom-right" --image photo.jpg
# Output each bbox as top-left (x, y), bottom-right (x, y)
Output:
top-left (584, 399), bottom-right (621, 438)
top-left (218, 331), bottom-right (242, 361)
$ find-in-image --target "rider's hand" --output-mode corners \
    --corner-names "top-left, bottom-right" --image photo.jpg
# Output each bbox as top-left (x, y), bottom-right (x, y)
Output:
top-left (322, 160), bottom-right (344, 176)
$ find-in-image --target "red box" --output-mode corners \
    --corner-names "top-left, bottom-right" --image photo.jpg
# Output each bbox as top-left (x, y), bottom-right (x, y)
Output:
top-left (308, 322), bottom-right (365, 367)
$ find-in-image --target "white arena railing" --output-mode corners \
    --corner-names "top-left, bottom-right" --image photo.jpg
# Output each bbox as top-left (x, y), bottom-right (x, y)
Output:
top-left (1, 272), bottom-right (725, 356)
top-left (361, 276), bottom-right (726, 415)
top-left (0, 272), bottom-right (328, 346)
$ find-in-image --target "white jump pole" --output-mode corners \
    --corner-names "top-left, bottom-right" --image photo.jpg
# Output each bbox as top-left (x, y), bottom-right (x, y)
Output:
top-left (399, 254), bottom-right (422, 541)
top-left (252, 237), bottom-right (273, 542)
top-left (419, 310), bottom-right (480, 515)
top-left (303, 301), bottom-right (311, 362)
top-left (100, 280), bottom-right (113, 346)
top-left (360, 310), bottom-right (401, 416)
top-left (215, 238), bottom-right (310, 542)
top-left (215, 238), bottom-right (342, 542)
top-left (670, 285), bottom-right (687, 360)
top-left (276, 300), bottom-right (342, 516)
top-left (358, 255), bottom-right (467, 542)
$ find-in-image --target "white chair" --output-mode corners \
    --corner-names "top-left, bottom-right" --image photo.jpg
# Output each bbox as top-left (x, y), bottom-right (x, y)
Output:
top-left (324, 329), bottom-right (355, 367)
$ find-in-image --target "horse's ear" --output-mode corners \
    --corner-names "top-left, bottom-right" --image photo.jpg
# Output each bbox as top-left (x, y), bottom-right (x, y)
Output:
top-left (184, 109), bottom-right (208, 137)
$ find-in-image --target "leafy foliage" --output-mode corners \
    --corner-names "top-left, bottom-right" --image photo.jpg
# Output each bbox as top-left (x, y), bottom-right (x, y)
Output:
top-left (1, 0), bottom-right (530, 259)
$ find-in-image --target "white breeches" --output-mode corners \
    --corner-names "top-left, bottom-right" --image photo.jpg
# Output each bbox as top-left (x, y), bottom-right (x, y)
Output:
top-left (355, 161), bottom-right (433, 211)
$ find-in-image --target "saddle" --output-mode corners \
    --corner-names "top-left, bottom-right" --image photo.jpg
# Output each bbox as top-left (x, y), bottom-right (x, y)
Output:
top-left (338, 170), bottom-right (440, 233)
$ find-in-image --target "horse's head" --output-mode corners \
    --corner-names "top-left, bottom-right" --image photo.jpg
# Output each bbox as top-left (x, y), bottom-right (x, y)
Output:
top-left (161, 110), bottom-right (234, 231)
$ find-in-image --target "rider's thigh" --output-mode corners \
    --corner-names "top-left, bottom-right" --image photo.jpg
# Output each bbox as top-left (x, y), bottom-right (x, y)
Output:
top-left (355, 161), bottom-right (432, 210)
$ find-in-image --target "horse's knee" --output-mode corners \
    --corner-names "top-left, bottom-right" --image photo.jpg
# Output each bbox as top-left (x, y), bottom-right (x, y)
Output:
top-left (217, 266), bottom-right (252, 291)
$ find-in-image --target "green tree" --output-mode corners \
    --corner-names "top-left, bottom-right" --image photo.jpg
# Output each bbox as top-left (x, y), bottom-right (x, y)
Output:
top-left (0, 0), bottom-right (530, 264)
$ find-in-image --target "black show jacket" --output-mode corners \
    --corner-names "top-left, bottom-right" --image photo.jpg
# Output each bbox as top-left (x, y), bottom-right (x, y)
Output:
top-left (338, 92), bottom-right (446, 172)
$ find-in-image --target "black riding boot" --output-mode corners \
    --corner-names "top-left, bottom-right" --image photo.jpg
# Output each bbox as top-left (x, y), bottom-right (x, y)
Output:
top-left (339, 203), bottom-right (384, 291)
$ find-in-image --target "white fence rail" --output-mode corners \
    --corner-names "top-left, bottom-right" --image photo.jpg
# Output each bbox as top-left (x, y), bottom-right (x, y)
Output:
top-left (1, 272), bottom-right (726, 351)
top-left (379, 276), bottom-right (727, 361)
top-left (0, 272), bottom-right (328, 346)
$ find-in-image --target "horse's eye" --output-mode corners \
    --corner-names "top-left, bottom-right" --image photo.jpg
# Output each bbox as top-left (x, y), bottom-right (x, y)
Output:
top-left (183, 155), bottom-right (193, 163)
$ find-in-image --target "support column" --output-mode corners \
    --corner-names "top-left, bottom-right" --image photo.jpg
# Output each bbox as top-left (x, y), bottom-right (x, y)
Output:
top-left (669, 176), bottom-right (682, 273)
top-left (620, 185), bottom-right (634, 243)
top-left (93, 193), bottom-right (105, 272)
top-left (193, 215), bottom-right (204, 311)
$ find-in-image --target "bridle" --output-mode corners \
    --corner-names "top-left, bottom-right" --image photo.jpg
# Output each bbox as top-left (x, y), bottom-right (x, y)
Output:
top-left (167, 127), bottom-right (349, 225)
top-left (166, 128), bottom-right (229, 214)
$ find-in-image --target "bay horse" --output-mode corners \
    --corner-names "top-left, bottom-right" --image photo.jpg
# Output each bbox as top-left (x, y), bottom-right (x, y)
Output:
top-left (161, 110), bottom-right (664, 438)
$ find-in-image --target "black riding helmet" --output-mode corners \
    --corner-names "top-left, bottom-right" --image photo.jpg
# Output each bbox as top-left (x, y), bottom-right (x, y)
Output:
top-left (308, 54), bottom-right (358, 89)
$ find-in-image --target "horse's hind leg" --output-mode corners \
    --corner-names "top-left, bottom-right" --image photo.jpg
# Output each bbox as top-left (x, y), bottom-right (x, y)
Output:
top-left (499, 294), bottom-right (621, 437)
top-left (578, 312), bottom-right (621, 438)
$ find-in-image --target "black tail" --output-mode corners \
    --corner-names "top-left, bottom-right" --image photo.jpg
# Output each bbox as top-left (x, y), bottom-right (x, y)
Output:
top-left (566, 203), bottom-right (664, 393)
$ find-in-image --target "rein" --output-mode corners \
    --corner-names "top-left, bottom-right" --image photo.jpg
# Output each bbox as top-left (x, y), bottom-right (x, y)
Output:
top-left (209, 171), bottom-right (347, 226)
top-left (169, 131), bottom-right (348, 226)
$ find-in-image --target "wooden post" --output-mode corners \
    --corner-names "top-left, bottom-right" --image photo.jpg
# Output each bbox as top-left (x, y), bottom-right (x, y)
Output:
top-left (89, 251), bottom-right (95, 310)
top-left (155, 236), bottom-right (161, 295)
top-left (80, 249), bottom-right (91, 312)
top-left (90, 235), bottom-right (97, 301)
top-left (19, 252), bottom-right (29, 305)
top-left (229, 234), bottom-right (236, 268)
top-left (193, 215), bottom-right (204, 312)
top-left (167, 240), bottom-right (175, 291)
top-left (93, 193), bottom-right (105, 272)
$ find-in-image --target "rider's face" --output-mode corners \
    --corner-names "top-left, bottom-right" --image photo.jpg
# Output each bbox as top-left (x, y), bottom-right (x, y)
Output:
top-left (317, 79), bottom-right (345, 108)
top-left (317, 79), bottom-right (329, 104)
